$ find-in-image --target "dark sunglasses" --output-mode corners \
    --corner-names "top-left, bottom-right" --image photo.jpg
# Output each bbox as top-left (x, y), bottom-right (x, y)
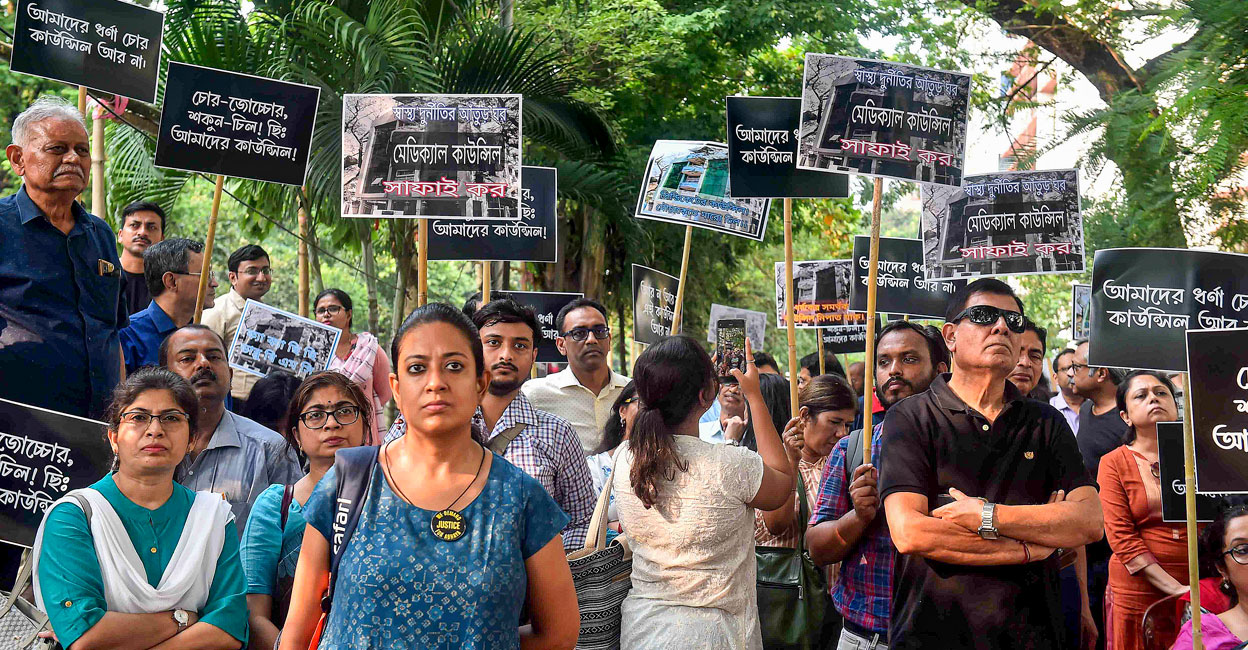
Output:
top-left (951, 305), bottom-right (1025, 333)
top-left (561, 325), bottom-right (611, 342)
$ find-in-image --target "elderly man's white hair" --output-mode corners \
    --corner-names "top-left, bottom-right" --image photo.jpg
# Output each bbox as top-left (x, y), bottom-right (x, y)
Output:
top-left (11, 95), bottom-right (87, 147)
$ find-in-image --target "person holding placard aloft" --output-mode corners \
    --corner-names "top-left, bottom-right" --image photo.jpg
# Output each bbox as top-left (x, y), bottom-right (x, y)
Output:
top-left (1097, 370), bottom-right (1196, 650)
top-left (202, 244), bottom-right (273, 413)
top-left (315, 288), bottom-right (393, 440)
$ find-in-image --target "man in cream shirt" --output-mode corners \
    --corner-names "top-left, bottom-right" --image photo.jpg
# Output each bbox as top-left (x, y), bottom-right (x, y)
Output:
top-left (201, 244), bottom-right (271, 412)
top-left (523, 298), bottom-right (629, 454)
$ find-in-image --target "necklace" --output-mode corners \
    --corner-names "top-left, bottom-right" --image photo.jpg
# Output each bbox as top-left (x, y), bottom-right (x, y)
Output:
top-left (382, 439), bottom-right (485, 543)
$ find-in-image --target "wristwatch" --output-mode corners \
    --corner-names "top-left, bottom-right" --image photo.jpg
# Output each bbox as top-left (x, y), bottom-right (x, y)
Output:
top-left (977, 501), bottom-right (999, 540)
top-left (173, 609), bottom-right (190, 631)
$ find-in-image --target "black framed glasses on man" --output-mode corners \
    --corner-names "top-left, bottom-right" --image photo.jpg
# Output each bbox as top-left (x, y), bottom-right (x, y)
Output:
top-left (561, 325), bottom-right (611, 342)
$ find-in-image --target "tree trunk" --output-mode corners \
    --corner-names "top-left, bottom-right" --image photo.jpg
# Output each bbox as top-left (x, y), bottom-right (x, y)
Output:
top-left (307, 217), bottom-right (324, 295)
top-left (390, 220), bottom-right (414, 344)
top-left (358, 220), bottom-right (381, 335)
top-left (615, 300), bottom-right (628, 374)
top-left (578, 204), bottom-right (606, 299)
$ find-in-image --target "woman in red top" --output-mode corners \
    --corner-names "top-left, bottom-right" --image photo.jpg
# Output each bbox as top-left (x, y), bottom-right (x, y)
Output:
top-left (1097, 370), bottom-right (1191, 650)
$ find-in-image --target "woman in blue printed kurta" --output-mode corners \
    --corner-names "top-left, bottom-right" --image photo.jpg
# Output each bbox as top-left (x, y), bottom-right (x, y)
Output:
top-left (241, 371), bottom-right (372, 650)
top-left (279, 303), bottom-right (579, 650)
top-left (33, 367), bottom-right (248, 650)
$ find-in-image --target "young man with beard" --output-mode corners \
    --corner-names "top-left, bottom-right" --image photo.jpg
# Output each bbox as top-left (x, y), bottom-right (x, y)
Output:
top-left (880, 279), bottom-right (1102, 650)
top-left (522, 298), bottom-right (630, 454)
top-left (116, 201), bottom-right (168, 316)
top-left (160, 325), bottom-right (302, 533)
top-left (806, 320), bottom-right (948, 649)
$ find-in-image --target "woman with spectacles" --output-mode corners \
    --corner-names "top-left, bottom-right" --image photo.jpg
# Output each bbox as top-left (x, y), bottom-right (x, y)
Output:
top-left (240, 371), bottom-right (370, 650)
top-left (315, 288), bottom-right (392, 440)
top-left (1174, 502), bottom-right (1248, 649)
top-left (33, 367), bottom-right (248, 650)
top-left (1098, 369), bottom-right (1194, 650)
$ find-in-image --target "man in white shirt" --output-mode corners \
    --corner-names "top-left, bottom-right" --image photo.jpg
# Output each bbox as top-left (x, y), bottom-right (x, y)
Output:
top-left (698, 381), bottom-right (748, 444)
top-left (522, 298), bottom-right (629, 454)
top-left (1048, 348), bottom-right (1084, 435)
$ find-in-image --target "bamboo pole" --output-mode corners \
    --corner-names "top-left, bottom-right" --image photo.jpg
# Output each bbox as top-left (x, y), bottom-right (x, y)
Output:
top-left (817, 331), bottom-right (826, 375)
top-left (193, 175), bottom-right (225, 322)
top-left (77, 87), bottom-right (86, 117)
top-left (417, 220), bottom-right (429, 307)
top-left (1182, 378), bottom-right (1204, 650)
top-left (90, 104), bottom-right (105, 220)
top-left (670, 225), bottom-right (693, 335)
top-left (783, 199), bottom-right (799, 416)
top-left (482, 261), bottom-right (492, 303)
top-left (297, 187), bottom-right (309, 317)
top-left (861, 178), bottom-right (884, 466)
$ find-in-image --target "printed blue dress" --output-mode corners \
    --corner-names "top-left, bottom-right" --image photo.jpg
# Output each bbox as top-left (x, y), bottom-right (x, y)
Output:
top-left (304, 450), bottom-right (569, 649)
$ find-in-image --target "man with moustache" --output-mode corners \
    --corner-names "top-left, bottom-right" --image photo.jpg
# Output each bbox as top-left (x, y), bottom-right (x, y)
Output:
top-left (698, 381), bottom-right (749, 445)
top-left (879, 279), bottom-right (1102, 649)
top-left (119, 239), bottom-right (218, 373)
top-left (523, 298), bottom-right (630, 454)
top-left (0, 96), bottom-right (127, 420)
top-left (807, 320), bottom-right (948, 649)
top-left (116, 200), bottom-right (168, 316)
top-left (160, 325), bottom-right (302, 532)
top-left (1007, 318), bottom-right (1048, 397)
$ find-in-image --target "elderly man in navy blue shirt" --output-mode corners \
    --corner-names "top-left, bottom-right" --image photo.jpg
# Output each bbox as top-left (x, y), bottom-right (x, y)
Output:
top-left (0, 95), bottom-right (125, 420)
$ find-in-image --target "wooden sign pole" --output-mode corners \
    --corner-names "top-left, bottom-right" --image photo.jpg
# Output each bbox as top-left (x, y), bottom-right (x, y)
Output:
top-left (417, 220), bottom-right (429, 307)
top-left (193, 175), bottom-right (225, 323)
top-left (482, 261), bottom-right (492, 303)
top-left (297, 187), bottom-right (309, 317)
top-left (861, 178), bottom-right (884, 465)
top-left (1182, 378), bottom-right (1205, 650)
top-left (670, 225), bottom-right (693, 334)
top-left (783, 199), bottom-right (799, 416)
top-left (817, 333), bottom-right (826, 375)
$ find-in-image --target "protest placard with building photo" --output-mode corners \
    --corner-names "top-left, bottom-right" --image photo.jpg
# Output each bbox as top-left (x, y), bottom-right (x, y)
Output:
top-left (920, 169), bottom-right (1083, 279)
top-left (10, 0), bottom-right (165, 102)
top-left (484, 290), bottom-right (584, 363)
top-left (428, 166), bottom-right (557, 262)
top-left (797, 55), bottom-right (971, 186)
top-left (227, 299), bottom-right (341, 380)
top-left (154, 62), bottom-right (320, 186)
top-left (1072, 283), bottom-right (1091, 340)
top-left (774, 260), bottom-right (868, 329)
top-left (707, 303), bottom-right (767, 350)
top-left (1187, 328), bottom-right (1248, 494)
top-left (635, 140), bottom-right (772, 241)
top-left (725, 96), bottom-right (850, 199)
top-left (341, 93), bottom-right (522, 220)
top-left (850, 236), bottom-right (965, 319)
top-left (1088, 247), bottom-right (1248, 372)
top-left (633, 265), bottom-right (680, 345)
top-left (0, 398), bottom-right (111, 548)
top-left (1157, 421), bottom-right (1223, 522)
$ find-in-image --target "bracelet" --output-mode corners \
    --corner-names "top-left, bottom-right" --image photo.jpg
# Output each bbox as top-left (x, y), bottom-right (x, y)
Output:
top-left (1021, 540), bottom-right (1032, 563)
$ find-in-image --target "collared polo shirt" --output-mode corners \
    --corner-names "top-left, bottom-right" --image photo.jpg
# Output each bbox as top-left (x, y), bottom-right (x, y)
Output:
top-left (119, 300), bottom-right (179, 374)
top-left (201, 288), bottom-right (261, 401)
top-left (878, 374), bottom-right (1094, 650)
top-left (0, 186), bottom-right (125, 418)
top-left (175, 410), bottom-right (304, 534)
top-left (522, 367), bottom-right (630, 454)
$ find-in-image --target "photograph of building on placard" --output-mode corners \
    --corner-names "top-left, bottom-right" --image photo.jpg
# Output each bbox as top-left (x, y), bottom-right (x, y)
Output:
top-left (774, 260), bottom-right (866, 329)
top-left (1072, 283), bottom-right (1092, 341)
top-left (341, 93), bottom-right (522, 220)
top-left (228, 301), bottom-right (341, 380)
top-left (635, 140), bottom-right (771, 241)
top-left (797, 54), bottom-right (970, 187)
top-left (920, 169), bottom-right (1083, 278)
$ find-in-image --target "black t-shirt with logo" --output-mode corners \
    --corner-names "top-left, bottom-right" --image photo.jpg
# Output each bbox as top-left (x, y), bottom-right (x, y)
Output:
top-left (878, 374), bottom-right (1094, 650)
top-left (121, 268), bottom-right (150, 316)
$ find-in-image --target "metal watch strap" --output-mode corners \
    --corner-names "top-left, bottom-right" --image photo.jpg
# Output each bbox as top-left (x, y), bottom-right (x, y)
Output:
top-left (978, 501), bottom-right (998, 539)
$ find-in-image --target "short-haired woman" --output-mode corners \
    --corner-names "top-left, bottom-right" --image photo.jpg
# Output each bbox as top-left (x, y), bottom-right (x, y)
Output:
top-left (240, 371), bottom-right (371, 650)
top-left (33, 367), bottom-right (248, 650)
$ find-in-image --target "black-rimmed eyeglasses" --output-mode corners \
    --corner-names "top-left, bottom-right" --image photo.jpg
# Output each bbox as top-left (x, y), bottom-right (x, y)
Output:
top-left (561, 325), bottom-right (610, 342)
top-left (298, 405), bottom-right (361, 429)
top-left (1224, 544), bottom-right (1248, 566)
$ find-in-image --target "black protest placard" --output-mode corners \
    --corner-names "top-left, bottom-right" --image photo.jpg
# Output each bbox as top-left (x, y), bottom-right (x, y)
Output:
top-left (342, 94), bottom-right (522, 220)
top-left (10, 0), bottom-right (164, 102)
top-left (488, 290), bottom-right (584, 363)
top-left (798, 55), bottom-right (971, 186)
top-left (820, 318), bottom-right (882, 355)
top-left (1088, 248), bottom-right (1248, 372)
top-left (774, 260), bottom-right (869, 329)
top-left (708, 304), bottom-right (766, 351)
top-left (155, 62), bottom-right (320, 186)
top-left (0, 398), bottom-right (111, 548)
top-left (1072, 284), bottom-right (1091, 341)
top-left (635, 140), bottom-right (772, 241)
top-left (849, 236), bottom-right (965, 319)
top-left (428, 166), bottom-right (557, 262)
top-left (228, 300), bottom-right (341, 380)
top-left (632, 265), bottom-right (680, 345)
top-left (1158, 421), bottom-right (1224, 523)
top-left (1188, 328), bottom-right (1248, 494)
top-left (725, 96), bottom-right (849, 199)
top-left (920, 169), bottom-right (1083, 279)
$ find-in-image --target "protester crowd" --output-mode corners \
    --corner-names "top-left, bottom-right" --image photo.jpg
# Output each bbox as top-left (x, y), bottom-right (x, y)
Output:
top-left (7, 94), bottom-right (1248, 650)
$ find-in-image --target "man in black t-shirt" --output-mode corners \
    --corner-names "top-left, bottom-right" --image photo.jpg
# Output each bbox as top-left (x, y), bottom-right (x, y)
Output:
top-left (879, 278), bottom-right (1103, 650)
top-left (116, 200), bottom-right (168, 315)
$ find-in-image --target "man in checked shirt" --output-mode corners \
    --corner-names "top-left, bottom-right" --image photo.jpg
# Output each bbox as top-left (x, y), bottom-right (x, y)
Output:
top-left (386, 298), bottom-right (595, 551)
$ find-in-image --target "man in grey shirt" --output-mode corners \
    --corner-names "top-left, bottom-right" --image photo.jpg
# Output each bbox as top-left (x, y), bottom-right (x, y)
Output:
top-left (160, 325), bottom-right (303, 533)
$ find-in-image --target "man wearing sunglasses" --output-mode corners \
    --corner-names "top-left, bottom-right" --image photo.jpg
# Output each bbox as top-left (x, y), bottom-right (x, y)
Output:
top-left (879, 278), bottom-right (1103, 650)
top-left (119, 238), bottom-right (217, 374)
top-left (523, 297), bottom-right (630, 454)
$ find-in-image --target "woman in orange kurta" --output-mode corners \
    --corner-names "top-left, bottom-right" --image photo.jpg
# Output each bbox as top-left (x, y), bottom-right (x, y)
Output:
top-left (1097, 370), bottom-right (1195, 650)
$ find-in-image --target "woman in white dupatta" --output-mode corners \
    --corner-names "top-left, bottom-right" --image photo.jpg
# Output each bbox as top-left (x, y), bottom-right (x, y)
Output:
top-left (33, 367), bottom-right (249, 650)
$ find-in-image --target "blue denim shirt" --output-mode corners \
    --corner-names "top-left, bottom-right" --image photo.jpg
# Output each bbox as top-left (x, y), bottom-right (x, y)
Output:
top-left (119, 300), bottom-right (178, 374)
top-left (0, 186), bottom-right (125, 418)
